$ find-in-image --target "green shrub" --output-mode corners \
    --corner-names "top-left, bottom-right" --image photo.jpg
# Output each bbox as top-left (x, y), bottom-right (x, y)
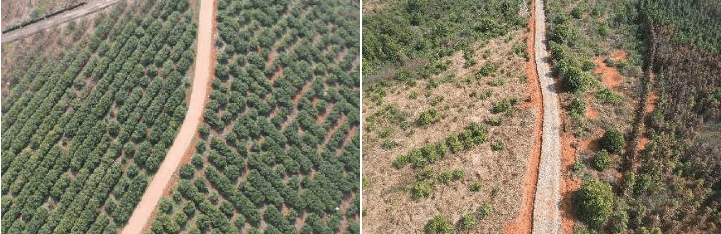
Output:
top-left (416, 109), bottom-right (441, 126)
top-left (479, 63), bottom-right (497, 77)
top-left (395, 68), bottom-right (413, 82)
top-left (439, 170), bottom-right (453, 183)
top-left (477, 204), bottom-right (492, 219)
top-left (562, 66), bottom-right (591, 92)
top-left (593, 150), bottom-right (610, 171)
top-left (493, 98), bottom-right (517, 113)
top-left (485, 116), bottom-right (503, 126)
top-left (412, 181), bottom-right (432, 198)
top-left (382, 140), bottom-right (399, 149)
top-left (425, 215), bottom-right (454, 234)
top-left (416, 167), bottom-right (436, 181)
top-left (568, 97), bottom-right (586, 116)
top-left (470, 182), bottom-right (483, 192)
top-left (460, 213), bottom-right (476, 230)
top-left (576, 178), bottom-right (613, 228)
top-left (452, 169), bottom-right (465, 180)
top-left (379, 128), bottom-right (393, 138)
top-left (595, 88), bottom-right (622, 104)
top-left (491, 140), bottom-right (505, 151)
top-left (487, 77), bottom-right (506, 87)
top-left (410, 90), bottom-right (419, 99)
top-left (600, 128), bottom-right (624, 154)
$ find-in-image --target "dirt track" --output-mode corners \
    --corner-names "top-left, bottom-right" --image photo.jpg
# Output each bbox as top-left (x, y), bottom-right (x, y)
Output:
top-left (1, 0), bottom-right (119, 43)
top-left (532, 0), bottom-right (562, 233)
top-left (119, 0), bottom-right (216, 233)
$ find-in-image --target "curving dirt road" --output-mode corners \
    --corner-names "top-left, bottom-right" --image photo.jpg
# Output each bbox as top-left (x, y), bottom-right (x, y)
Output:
top-left (532, 0), bottom-right (562, 233)
top-left (119, 0), bottom-right (216, 233)
top-left (1, 0), bottom-right (120, 43)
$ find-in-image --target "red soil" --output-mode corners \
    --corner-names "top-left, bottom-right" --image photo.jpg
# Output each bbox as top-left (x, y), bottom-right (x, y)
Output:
top-left (585, 94), bottom-right (599, 118)
top-left (504, 3), bottom-right (541, 233)
top-left (611, 50), bottom-right (627, 60)
top-left (594, 57), bottom-right (623, 90)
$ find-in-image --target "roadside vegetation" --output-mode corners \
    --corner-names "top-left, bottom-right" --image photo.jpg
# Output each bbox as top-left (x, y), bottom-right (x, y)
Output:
top-left (146, 0), bottom-right (361, 233)
top-left (1, 0), bottom-right (197, 233)
top-left (547, 0), bottom-right (721, 233)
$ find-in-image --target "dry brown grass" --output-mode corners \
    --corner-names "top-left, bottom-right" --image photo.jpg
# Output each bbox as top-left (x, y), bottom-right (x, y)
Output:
top-left (362, 29), bottom-right (535, 233)
top-left (1, 0), bottom-right (82, 31)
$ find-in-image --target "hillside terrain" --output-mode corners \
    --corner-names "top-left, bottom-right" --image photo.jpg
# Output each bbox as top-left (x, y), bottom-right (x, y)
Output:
top-left (361, 0), bottom-right (540, 233)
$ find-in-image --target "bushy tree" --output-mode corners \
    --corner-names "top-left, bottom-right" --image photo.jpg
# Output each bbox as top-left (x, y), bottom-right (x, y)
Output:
top-left (576, 178), bottom-right (613, 228)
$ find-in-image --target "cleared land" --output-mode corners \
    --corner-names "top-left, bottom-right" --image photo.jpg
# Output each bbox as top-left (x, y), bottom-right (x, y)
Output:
top-left (1, 0), bottom-right (120, 43)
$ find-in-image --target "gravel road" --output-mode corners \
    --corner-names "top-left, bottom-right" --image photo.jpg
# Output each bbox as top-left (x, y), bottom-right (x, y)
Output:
top-left (532, 0), bottom-right (562, 233)
top-left (1, 0), bottom-right (119, 43)
top-left (119, 0), bottom-right (216, 233)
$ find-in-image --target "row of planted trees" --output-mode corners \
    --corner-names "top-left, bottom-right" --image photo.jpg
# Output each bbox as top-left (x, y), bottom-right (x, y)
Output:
top-left (1, 0), bottom-right (196, 233)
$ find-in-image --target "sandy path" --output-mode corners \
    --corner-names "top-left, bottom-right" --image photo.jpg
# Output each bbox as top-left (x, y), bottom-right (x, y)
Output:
top-left (119, 0), bottom-right (216, 233)
top-left (1, 0), bottom-right (119, 43)
top-left (532, 0), bottom-right (562, 233)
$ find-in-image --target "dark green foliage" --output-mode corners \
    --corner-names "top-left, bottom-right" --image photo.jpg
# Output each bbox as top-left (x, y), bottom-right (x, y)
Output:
top-left (470, 182), bottom-right (483, 192)
top-left (600, 128), bottom-right (624, 154)
top-left (416, 108), bottom-right (441, 126)
top-left (143, 0), bottom-right (361, 232)
top-left (0, 0), bottom-right (194, 232)
top-left (576, 178), bottom-right (613, 229)
top-left (459, 213), bottom-right (476, 230)
top-left (424, 215), bottom-right (454, 234)
top-left (593, 150), bottom-right (610, 171)
top-left (393, 123), bottom-right (488, 168)
top-left (363, 0), bottom-right (526, 78)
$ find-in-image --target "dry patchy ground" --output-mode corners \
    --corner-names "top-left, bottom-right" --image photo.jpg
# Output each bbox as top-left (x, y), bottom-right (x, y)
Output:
top-left (362, 29), bottom-right (535, 233)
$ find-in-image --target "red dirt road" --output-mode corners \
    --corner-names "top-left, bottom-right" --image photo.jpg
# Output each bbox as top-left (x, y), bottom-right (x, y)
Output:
top-left (119, 0), bottom-right (216, 233)
top-left (504, 1), bottom-right (541, 233)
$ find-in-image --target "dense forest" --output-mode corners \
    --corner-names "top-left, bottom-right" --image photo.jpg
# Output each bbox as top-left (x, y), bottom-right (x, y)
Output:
top-left (0, 0), bottom-right (196, 233)
top-left (146, 0), bottom-right (361, 233)
top-left (547, 0), bottom-right (721, 233)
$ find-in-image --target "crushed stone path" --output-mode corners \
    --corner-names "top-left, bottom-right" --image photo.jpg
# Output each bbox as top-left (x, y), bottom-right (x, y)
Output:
top-left (1, 0), bottom-right (119, 43)
top-left (532, 0), bottom-right (562, 233)
top-left (120, 0), bottom-right (216, 233)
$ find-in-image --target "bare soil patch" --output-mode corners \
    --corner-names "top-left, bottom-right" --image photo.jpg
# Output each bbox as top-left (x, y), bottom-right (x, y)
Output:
top-left (594, 57), bottom-right (622, 90)
top-left (2, 0), bottom-right (79, 31)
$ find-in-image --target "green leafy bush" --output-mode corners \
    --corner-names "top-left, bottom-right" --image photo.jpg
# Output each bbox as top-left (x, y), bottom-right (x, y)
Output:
top-left (460, 213), bottom-right (476, 230)
top-left (576, 178), bottom-right (613, 228)
top-left (600, 128), bottom-right (624, 154)
top-left (593, 150), bottom-right (610, 171)
top-left (470, 182), bottom-right (483, 192)
top-left (412, 181), bottom-right (432, 198)
top-left (416, 108), bottom-right (441, 126)
top-left (425, 215), bottom-right (454, 234)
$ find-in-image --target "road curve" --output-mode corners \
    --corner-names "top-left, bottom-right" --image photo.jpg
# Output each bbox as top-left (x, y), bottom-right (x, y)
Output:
top-left (120, 0), bottom-right (216, 232)
top-left (1, 0), bottom-right (119, 43)
top-left (532, 0), bottom-right (562, 233)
